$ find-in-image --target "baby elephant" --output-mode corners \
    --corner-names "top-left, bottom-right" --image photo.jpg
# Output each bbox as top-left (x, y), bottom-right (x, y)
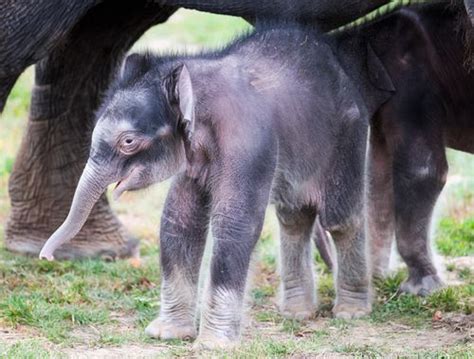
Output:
top-left (40, 25), bottom-right (371, 347)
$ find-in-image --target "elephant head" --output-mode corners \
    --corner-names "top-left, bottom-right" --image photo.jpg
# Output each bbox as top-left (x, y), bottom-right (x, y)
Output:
top-left (39, 54), bottom-right (195, 260)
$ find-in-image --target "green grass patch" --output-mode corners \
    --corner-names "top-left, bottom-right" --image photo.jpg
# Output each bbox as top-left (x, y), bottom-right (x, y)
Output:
top-left (334, 343), bottom-right (383, 356)
top-left (0, 248), bottom-right (160, 344)
top-left (436, 218), bottom-right (474, 257)
top-left (317, 272), bottom-right (335, 315)
top-left (0, 339), bottom-right (63, 359)
top-left (371, 271), bottom-right (473, 326)
top-left (135, 9), bottom-right (251, 50)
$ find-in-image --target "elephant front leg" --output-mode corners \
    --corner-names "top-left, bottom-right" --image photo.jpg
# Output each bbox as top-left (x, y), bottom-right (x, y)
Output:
top-left (146, 175), bottom-right (210, 340)
top-left (196, 170), bottom-right (272, 349)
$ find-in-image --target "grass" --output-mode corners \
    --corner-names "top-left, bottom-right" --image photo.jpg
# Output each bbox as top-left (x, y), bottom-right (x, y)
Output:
top-left (0, 243), bottom-right (161, 345)
top-left (437, 218), bottom-right (474, 256)
top-left (371, 269), bottom-right (473, 327)
top-left (0, 258), bottom-right (473, 356)
top-left (0, 8), bottom-right (473, 358)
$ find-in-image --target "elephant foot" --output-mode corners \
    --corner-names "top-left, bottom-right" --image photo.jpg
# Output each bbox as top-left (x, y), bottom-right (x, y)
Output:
top-left (192, 335), bottom-right (238, 351)
top-left (145, 317), bottom-right (196, 340)
top-left (280, 308), bottom-right (314, 321)
top-left (279, 294), bottom-right (316, 320)
top-left (333, 289), bottom-right (371, 320)
top-left (400, 274), bottom-right (443, 296)
top-left (332, 302), bottom-right (371, 320)
top-left (5, 195), bottom-right (139, 260)
top-left (5, 114), bottom-right (140, 260)
top-left (333, 286), bottom-right (371, 320)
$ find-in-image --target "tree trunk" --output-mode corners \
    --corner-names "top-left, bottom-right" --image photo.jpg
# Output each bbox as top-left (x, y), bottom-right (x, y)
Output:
top-left (5, 1), bottom-right (176, 259)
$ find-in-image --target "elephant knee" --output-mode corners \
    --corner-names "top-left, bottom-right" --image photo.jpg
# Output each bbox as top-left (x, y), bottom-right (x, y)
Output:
top-left (396, 149), bottom-right (448, 195)
top-left (276, 206), bottom-right (315, 235)
top-left (324, 213), bottom-right (364, 242)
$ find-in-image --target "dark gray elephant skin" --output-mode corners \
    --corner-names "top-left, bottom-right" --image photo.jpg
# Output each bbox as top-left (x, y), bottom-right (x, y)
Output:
top-left (1, 0), bottom-right (394, 259)
top-left (38, 23), bottom-right (397, 346)
top-left (352, 4), bottom-right (474, 295)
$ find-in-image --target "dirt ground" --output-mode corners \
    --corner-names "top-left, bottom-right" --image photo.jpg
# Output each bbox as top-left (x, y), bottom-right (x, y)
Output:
top-left (1, 309), bottom-right (471, 358)
top-left (1, 256), bottom-right (472, 358)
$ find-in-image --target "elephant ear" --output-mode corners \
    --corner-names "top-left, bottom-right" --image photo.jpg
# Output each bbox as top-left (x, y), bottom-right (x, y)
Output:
top-left (120, 53), bottom-right (153, 84)
top-left (165, 64), bottom-right (195, 142)
top-left (366, 43), bottom-right (395, 92)
top-left (164, 64), bottom-right (209, 181)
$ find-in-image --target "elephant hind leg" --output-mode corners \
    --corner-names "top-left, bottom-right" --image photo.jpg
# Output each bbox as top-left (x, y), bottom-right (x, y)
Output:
top-left (393, 135), bottom-right (447, 296)
top-left (277, 206), bottom-right (318, 320)
top-left (391, 104), bottom-right (447, 296)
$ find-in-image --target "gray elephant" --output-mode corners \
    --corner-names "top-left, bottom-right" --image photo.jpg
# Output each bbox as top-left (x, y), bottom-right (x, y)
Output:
top-left (1, 0), bottom-right (395, 259)
top-left (38, 17), bottom-right (399, 345)
top-left (359, 4), bottom-right (474, 295)
top-left (2, 0), bottom-right (472, 260)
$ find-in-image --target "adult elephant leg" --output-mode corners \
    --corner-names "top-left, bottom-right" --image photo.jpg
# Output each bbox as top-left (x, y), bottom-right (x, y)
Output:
top-left (393, 121), bottom-right (447, 296)
top-left (5, 1), bottom-right (176, 259)
top-left (367, 112), bottom-right (395, 278)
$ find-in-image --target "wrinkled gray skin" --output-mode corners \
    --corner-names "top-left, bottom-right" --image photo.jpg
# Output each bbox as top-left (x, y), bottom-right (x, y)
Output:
top-left (39, 24), bottom-right (395, 347)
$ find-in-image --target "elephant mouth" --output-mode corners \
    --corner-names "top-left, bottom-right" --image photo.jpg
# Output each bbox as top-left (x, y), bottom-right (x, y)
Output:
top-left (113, 180), bottom-right (124, 199)
top-left (112, 178), bottom-right (129, 200)
top-left (112, 166), bottom-right (144, 200)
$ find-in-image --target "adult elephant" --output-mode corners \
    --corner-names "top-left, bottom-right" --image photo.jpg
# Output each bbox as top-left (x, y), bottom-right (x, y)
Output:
top-left (1, 0), bottom-right (394, 259)
top-left (359, 3), bottom-right (474, 295)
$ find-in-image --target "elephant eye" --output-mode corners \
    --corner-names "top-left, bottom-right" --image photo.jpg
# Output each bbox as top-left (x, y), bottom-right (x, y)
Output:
top-left (118, 134), bottom-right (141, 155)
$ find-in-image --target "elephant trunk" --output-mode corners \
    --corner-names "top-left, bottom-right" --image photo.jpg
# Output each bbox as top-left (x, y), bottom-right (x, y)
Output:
top-left (39, 160), bottom-right (112, 260)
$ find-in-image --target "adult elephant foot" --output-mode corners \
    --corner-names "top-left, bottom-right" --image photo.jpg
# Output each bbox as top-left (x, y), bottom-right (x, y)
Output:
top-left (6, 206), bottom-right (137, 261)
top-left (400, 274), bottom-right (443, 297)
top-left (5, 114), bottom-right (138, 260)
top-left (3, 1), bottom-right (176, 259)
